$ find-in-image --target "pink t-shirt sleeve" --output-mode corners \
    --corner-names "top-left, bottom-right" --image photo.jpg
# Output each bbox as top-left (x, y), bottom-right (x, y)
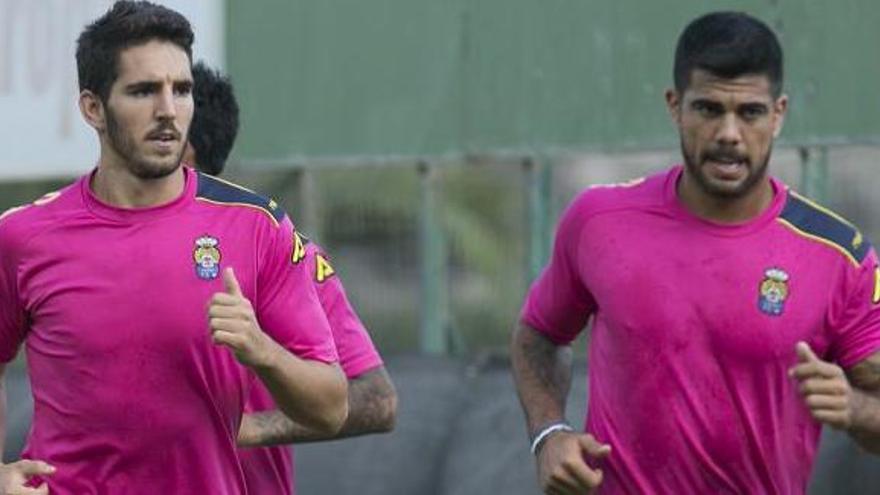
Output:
top-left (0, 222), bottom-right (27, 363)
top-left (827, 249), bottom-right (880, 369)
top-left (305, 242), bottom-right (383, 378)
top-left (255, 217), bottom-right (338, 364)
top-left (520, 194), bottom-right (596, 344)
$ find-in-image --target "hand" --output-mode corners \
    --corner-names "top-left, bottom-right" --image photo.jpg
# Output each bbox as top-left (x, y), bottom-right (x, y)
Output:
top-left (790, 341), bottom-right (854, 429)
top-left (537, 431), bottom-right (611, 495)
top-left (208, 268), bottom-right (276, 368)
top-left (0, 460), bottom-right (54, 495)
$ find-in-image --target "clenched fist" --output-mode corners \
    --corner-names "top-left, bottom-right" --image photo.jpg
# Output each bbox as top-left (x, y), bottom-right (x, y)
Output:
top-left (790, 341), bottom-right (855, 429)
top-left (537, 431), bottom-right (611, 495)
top-left (208, 268), bottom-right (277, 368)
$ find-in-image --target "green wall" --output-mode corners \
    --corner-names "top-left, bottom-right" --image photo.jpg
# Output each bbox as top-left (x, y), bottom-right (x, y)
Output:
top-left (227, 0), bottom-right (880, 165)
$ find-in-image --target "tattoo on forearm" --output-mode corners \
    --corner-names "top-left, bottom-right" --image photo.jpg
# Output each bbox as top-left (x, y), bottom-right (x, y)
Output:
top-left (511, 324), bottom-right (573, 435)
top-left (845, 352), bottom-right (880, 454)
top-left (342, 368), bottom-right (397, 436)
top-left (245, 410), bottom-right (291, 445)
top-left (849, 359), bottom-right (880, 392)
top-left (241, 367), bottom-right (396, 446)
top-left (522, 334), bottom-right (572, 404)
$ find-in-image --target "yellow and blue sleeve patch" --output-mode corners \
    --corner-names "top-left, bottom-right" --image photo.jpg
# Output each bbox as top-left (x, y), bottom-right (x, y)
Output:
top-left (196, 172), bottom-right (285, 226)
top-left (778, 190), bottom-right (871, 267)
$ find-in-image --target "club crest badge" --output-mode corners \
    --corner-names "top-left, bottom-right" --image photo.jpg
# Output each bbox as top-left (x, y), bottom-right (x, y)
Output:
top-left (193, 235), bottom-right (222, 280)
top-left (758, 268), bottom-right (789, 316)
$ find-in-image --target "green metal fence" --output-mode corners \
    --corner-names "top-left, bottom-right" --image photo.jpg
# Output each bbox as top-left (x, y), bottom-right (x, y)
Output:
top-left (215, 149), bottom-right (838, 357)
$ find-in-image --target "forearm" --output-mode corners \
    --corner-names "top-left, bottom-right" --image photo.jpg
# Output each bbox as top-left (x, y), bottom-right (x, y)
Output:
top-left (843, 354), bottom-right (880, 455)
top-left (253, 339), bottom-right (348, 436)
top-left (510, 322), bottom-right (573, 435)
top-left (241, 367), bottom-right (397, 446)
top-left (848, 388), bottom-right (880, 454)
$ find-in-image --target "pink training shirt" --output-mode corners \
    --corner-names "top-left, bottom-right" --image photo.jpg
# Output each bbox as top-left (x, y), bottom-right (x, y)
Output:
top-left (521, 166), bottom-right (880, 495)
top-left (238, 237), bottom-right (384, 495)
top-left (0, 167), bottom-right (338, 494)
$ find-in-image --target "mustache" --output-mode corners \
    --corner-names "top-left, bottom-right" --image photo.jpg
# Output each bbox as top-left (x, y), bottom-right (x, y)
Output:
top-left (703, 150), bottom-right (748, 163)
top-left (145, 124), bottom-right (182, 141)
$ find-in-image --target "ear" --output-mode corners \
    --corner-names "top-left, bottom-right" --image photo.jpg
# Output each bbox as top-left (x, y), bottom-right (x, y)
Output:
top-left (79, 90), bottom-right (107, 132)
top-left (771, 94), bottom-right (788, 139)
top-left (665, 88), bottom-right (682, 125)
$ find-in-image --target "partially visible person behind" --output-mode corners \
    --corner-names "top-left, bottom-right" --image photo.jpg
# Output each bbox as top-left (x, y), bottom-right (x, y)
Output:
top-left (186, 62), bottom-right (397, 495)
top-left (512, 11), bottom-right (880, 495)
top-left (185, 62), bottom-right (238, 176)
top-left (0, 2), bottom-right (347, 493)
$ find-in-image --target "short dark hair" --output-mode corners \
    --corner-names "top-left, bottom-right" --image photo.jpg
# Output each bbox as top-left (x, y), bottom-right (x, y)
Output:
top-left (189, 62), bottom-right (240, 176)
top-left (76, 1), bottom-right (194, 103)
top-left (674, 12), bottom-right (783, 97)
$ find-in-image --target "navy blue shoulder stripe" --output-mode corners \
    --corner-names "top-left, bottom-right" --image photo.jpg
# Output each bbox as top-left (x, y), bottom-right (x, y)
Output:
top-left (779, 190), bottom-right (871, 265)
top-left (196, 172), bottom-right (286, 224)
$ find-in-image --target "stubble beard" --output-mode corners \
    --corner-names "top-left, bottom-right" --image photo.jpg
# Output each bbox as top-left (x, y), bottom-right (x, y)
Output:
top-left (105, 108), bottom-right (185, 181)
top-left (680, 139), bottom-right (771, 200)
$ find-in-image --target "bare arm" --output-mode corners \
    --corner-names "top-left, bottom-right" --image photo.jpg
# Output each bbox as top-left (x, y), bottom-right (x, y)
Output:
top-left (239, 366), bottom-right (396, 446)
top-left (792, 345), bottom-right (880, 455)
top-left (846, 351), bottom-right (880, 454)
top-left (210, 268), bottom-right (348, 436)
top-left (250, 343), bottom-right (349, 437)
top-left (510, 322), bottom-right (573, 436)
top-left (511, 322), bottom-right (610, 495)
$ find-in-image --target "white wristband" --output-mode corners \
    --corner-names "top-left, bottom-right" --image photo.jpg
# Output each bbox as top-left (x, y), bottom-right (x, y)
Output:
top-left (530, 422), bottom-right (574, 455)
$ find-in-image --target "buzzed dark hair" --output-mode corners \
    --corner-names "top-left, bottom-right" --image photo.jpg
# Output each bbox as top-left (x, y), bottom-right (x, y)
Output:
top-left (189, 62), bottom-right (240, 176)
top-left (76, 1), bottom-right (194, 103)
top-left (674, 12), bottom-right (783, 97)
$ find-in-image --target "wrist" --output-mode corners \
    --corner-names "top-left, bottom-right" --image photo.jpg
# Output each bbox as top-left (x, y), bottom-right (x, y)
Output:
top-left (251, 336), bottom-right (283, 371)
top-left (530, 421), bottom-right (574, 456)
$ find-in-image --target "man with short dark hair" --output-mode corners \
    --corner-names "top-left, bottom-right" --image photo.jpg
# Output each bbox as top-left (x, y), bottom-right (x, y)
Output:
top-left (0, 2), bottom-right (347, 493)
top-left (184, 63), bottom-right (397, 495)
top-left (512, 11), bottom-right (880, 495)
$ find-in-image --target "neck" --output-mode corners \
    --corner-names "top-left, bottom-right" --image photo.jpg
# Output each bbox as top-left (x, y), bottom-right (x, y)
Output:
top-left (92, 151), bottom-right (185, 209)
top-left (677, 172), bottom-right (774, 224)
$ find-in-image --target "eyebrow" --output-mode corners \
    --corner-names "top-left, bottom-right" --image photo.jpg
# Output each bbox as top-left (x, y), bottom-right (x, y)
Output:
top-left (124, 81), bottom-right (161, 92)
top-left (690, 98), bottom-right (723, 109)
top-left (738, 102), bottom-right (769, 111)
top-left (690, 98), bottom-right (770, 110)
top-left (123, 78), bottom-right (194, 91)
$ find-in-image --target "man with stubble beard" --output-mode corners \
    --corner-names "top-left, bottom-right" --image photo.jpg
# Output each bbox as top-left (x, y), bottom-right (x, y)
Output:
top-left (512, 11), bottom-right (880, 495)
top-left (0, 2), bottom-right (347, 493)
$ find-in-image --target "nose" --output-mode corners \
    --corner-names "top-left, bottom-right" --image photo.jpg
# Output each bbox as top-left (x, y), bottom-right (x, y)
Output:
top-left (716, 113), bottom-right (742, 146)
top-left (155, 85), bottom-right (177, 120)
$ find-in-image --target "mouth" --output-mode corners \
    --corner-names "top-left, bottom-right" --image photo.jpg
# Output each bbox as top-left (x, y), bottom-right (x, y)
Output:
top-left (146, 129), bottom-right (181, 153)
top-left (703, 155), bottom-right (748, 180)
top-left (147, 131), bottom-right (179, 142)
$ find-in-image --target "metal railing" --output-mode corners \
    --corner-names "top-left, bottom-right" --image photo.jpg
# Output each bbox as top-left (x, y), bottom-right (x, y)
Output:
top-left (232, 144), bottom-right (834, 356)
